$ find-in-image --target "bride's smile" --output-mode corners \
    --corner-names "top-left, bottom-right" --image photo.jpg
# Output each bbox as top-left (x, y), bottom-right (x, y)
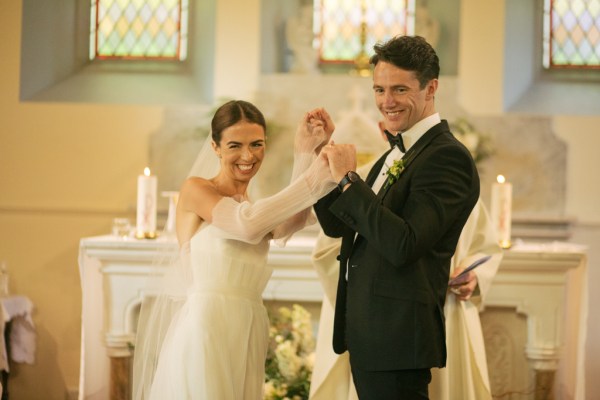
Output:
top-left (214, 120), bottom-right (266, 183)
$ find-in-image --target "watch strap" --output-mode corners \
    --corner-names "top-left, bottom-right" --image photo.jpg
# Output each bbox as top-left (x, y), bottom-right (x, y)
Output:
top-left (337, 171), bottom-right (358, 192)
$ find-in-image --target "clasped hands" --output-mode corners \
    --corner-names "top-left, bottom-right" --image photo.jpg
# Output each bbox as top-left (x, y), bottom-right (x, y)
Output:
top-left (298, 108), bottom-right (357, 183)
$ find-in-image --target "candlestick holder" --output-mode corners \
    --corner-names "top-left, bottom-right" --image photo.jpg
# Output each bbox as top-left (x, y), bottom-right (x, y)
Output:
top-left (135, 230), bottom-right (158, 239)
top-left (353, 0), bottom-right (371, 77)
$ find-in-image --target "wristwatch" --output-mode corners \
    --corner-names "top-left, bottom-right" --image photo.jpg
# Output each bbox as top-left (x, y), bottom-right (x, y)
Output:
top-left (337, 171), bottom-right (360, 192)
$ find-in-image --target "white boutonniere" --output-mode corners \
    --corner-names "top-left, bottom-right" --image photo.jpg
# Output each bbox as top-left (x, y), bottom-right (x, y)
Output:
top-left (384, 159), bottom-right (405, 188)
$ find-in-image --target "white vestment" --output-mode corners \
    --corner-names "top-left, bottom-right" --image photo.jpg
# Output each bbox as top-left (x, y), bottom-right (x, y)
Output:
top-left (309, 199), bottom-right (503, 400)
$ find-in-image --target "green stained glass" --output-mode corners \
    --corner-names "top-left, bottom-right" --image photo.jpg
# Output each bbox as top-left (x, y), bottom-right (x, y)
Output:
top-left (89, 0), bottom-right (188, 60)
top-left (315, 0), bottom-right (413, 62)
top-left (544, 0), bottom-right (600, 68)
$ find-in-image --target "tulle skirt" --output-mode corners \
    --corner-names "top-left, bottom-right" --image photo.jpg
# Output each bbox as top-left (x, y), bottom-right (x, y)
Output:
top-left (147, 291), bottom-right (270, 400)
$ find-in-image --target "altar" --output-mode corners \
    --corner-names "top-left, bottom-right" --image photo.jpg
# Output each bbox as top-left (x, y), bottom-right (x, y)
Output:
top-left (78, 231), bottom-right (587, 400)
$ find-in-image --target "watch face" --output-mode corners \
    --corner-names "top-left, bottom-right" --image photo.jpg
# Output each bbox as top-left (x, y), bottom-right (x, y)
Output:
top-left (348, 171), bottom-right (360, 182)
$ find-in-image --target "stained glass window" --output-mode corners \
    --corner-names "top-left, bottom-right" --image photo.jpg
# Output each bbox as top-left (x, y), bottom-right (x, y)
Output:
top-left (315, 0), bottom-right (414, 63)
top-left (543, 0), bottom-right (600, 69)
top-left (89, 0), bottom-right (189, 61)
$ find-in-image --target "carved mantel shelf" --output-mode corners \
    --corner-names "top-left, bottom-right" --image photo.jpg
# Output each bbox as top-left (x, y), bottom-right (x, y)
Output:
top-left (78, 234), bottom-right (587, 400)
top-left (484, 241), bottom-right (587, 399)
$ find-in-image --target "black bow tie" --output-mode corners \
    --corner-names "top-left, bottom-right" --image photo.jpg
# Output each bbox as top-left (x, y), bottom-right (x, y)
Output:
top-left (384, 130), bottom-right (406, 153)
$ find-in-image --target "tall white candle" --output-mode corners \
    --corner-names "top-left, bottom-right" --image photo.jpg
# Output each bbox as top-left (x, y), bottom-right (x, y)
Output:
top-left (491, 174), bottom-right (512, 248)
top-left (136, 167), bottom-right (157, 238)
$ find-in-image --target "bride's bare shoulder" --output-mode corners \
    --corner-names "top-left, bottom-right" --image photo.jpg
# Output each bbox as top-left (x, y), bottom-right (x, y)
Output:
top-left (179, 177), bottom-right (221, 208)
top-left (180, 176), bottom-right (216, 193)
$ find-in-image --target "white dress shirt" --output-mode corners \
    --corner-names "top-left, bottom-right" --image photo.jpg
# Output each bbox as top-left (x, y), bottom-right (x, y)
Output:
top-left (370, 113), bottom-right (441, 193)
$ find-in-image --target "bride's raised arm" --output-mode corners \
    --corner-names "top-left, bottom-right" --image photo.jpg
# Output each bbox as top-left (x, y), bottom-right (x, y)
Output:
top-left (211, 150), bottom-right (335, 243)
top-left (269, 108), bottom-right (335, 244)
top-left (214, 109), bottom-right (335, 244)
top-left (179, 108), bottom-right (336, 245)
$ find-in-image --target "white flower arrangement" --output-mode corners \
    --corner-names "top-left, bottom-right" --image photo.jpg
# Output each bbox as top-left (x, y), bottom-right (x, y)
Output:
top-left (264, 304), bottom-right (315, 400)
top-left (450, 117), bottom-right (494, 164)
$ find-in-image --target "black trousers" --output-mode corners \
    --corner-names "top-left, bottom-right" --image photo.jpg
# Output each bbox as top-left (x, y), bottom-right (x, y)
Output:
top-left (351, 365), bottom-right (432, 400)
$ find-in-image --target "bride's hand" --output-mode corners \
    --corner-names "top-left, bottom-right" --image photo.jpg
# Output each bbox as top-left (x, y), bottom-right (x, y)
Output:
top-left (308, 108), bottom-right (335, 136)
top-left (294, 111), bottom-right (329, 154)
top-left (307, 108), bottom-right (335, 154)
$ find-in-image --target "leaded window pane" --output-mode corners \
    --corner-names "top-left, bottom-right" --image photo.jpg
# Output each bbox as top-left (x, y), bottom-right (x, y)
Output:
top-left (544, 0), bottom-right (600, 69)
top-left (316, 0), bottom-right (413, 63)
top-left (89, 0), bottom-right (188, 60)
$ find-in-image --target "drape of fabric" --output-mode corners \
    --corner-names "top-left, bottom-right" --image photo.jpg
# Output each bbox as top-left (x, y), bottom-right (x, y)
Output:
top-left (309, 199), bottom-right (502, 400)
top-left (430, 199), bottom-right (502, 400)
top-left (132, 242), bottom-right (191, 400)
top-left (132, 137), bottom-right (212, 397)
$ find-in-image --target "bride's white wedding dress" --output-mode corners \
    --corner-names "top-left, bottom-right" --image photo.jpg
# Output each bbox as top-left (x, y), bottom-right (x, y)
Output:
top-left (133, 133), bottom-right (336, 399)
top-left (148, 223), bottom-right (273, 399)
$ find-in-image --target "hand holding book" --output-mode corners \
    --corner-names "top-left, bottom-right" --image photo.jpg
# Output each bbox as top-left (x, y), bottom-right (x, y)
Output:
top-left (448, 255), bottom-right (492, 286)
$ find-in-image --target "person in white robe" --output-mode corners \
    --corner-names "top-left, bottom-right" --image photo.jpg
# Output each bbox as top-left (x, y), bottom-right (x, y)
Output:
top-left (309, 195), bottom-right (503, 400)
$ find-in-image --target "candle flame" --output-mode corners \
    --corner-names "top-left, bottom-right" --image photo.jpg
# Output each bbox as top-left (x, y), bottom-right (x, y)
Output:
top-left (497, 174), bottom-right (506, 184)
top-left (144, 167), bottom-right (151, 176)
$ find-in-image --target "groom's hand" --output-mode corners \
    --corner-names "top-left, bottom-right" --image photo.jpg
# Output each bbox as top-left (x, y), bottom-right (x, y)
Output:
top-left (321, 143), bottom-right (357, 183)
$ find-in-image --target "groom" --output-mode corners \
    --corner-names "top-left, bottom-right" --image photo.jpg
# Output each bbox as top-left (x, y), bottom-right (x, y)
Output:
top-left (314, 35), bottom-right (480, 399)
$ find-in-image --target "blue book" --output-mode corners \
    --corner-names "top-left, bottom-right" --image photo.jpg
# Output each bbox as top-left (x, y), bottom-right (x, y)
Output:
top-left (448, 255), bottom-right (492, 285)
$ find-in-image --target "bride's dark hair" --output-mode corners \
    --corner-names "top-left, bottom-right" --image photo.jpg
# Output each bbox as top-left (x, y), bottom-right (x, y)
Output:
top-left (211, 100), bottom-right (267, 143)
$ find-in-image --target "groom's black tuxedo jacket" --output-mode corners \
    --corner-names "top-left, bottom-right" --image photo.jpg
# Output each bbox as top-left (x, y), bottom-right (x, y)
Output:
top-left (314, 120), bottom-right (480, 371)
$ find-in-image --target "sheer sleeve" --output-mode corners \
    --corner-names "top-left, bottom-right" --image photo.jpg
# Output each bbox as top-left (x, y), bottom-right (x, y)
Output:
top-left (269, 114), bottom-right (331, 244)
top-left (211, 156), bottom-right (335, 244)
top-left (270, 152), bottom-right (317, 245)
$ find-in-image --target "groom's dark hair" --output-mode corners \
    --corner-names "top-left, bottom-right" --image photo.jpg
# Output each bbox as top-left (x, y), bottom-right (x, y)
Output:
top-left (211, 100), bottom-right (267, 144)
top-left (370, 35), bottom-right (440, 89)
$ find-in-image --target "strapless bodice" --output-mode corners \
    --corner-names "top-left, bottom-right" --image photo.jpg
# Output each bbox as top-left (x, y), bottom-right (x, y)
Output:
top-left (187, 224), bottom-right (273, 298)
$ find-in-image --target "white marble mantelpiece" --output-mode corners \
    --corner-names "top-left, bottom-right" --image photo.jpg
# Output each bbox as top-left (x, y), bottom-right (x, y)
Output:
top-left (483, 240), bottom-right (587, 399)
top-left (77, 233), bottom-right (587, 400)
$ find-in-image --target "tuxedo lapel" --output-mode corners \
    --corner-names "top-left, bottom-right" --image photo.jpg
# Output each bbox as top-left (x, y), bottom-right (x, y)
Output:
top-left (365, 150), bottom-right (390, 187)
top-left (377, 121), bottom-right (447, 199)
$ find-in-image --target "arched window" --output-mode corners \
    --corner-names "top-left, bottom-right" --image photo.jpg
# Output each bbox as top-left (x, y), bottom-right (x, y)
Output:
top-left (543, 0), bottom-right (600, 69)
top-left (89, 0), bottom-right (189, 60)
top-left (315, 0), bottom-right (415, 64)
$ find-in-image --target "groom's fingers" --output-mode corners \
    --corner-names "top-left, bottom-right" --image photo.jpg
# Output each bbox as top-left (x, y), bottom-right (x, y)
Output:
top-left (321, 143), bottom-right (356, 181)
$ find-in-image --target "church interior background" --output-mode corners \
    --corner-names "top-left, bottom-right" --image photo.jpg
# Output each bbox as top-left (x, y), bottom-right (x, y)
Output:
top-left (0, 0), bottom-right (599, 398)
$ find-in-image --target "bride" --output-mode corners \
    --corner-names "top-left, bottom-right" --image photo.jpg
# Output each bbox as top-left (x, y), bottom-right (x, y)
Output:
top-left (132, 100), bottom-right (336, 399)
